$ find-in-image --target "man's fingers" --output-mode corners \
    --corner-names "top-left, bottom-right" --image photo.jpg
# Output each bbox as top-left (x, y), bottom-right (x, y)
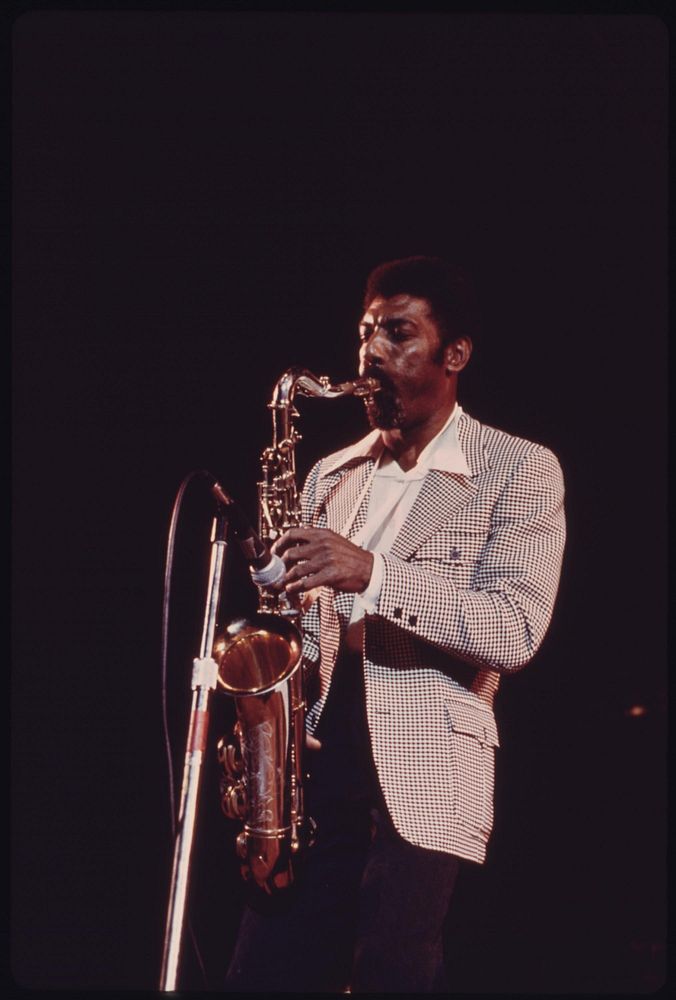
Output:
top-left (284, 559), bottom-right (317, 586)
top-left (286, 568), bottom-right (327, 594)
top-left (284, 562), bottom-right (305, 583)
top-left (272, 527), bottom-right (316, 555)
top-left (281, 544), bottom-right (315, 567)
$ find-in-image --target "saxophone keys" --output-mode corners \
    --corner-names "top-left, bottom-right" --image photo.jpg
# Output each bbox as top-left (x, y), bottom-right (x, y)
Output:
top-left (217, 734), bottom-right (242, 779)
top-left (221, 781), bottom-right (247, 820)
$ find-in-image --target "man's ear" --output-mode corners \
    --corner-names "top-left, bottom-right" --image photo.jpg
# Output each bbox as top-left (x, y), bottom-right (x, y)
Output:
top-left (444, 337), bottom-right (473, 373)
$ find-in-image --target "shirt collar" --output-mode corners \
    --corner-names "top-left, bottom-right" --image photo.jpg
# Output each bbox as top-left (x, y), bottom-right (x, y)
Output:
top-left (413, 403), bottom-right (470, 475)
top-left (318, 403), bottom-right (470, 479)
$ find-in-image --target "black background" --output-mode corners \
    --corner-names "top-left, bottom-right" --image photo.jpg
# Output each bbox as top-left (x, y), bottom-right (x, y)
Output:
top-left (11, 10), bottom-right (667, 993)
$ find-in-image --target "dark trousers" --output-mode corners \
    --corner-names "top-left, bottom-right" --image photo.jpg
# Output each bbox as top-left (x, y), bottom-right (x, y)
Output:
top-left (224, 652), bottom-right (461, 993)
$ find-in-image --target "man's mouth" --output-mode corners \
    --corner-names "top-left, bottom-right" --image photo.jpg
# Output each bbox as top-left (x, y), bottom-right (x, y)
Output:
top-left (362, 369), bottom-right (393, 394)
top-left (361, 372), bottom-right (403, 428)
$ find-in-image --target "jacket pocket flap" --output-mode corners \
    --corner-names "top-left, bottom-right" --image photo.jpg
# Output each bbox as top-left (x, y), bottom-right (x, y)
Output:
top-left (445, 699), bottom-right (500, 747)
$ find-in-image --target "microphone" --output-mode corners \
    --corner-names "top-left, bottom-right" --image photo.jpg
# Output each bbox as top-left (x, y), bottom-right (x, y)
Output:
top-left (210, 480), bottom-right (286, 589)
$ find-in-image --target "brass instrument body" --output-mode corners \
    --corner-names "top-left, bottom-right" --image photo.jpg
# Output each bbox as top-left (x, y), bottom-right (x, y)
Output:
top-left (215, 616), bottom-right (304, 891)
top-left (214, 370), bottom-right (379, 893)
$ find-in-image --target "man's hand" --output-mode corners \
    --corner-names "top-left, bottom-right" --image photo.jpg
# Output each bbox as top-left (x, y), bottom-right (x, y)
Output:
top-left (272, 527), bottom-right (374, 595)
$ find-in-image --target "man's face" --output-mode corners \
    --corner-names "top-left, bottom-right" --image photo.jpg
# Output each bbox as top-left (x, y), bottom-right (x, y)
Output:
top-left (358, 294), bottom-right (451, 430)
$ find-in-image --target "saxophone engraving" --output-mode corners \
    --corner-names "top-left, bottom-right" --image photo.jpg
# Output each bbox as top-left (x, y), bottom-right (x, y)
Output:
top-left (213, 369), bottom-right (380, 893)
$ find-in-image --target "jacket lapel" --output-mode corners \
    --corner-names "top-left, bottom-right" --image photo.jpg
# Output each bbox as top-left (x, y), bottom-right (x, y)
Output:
top-left (324, 459), bottom-right (375, 540)
top-left (456, 409), bottom-right (489, 479)
top-left (389, 412), bottom-right (488, 560)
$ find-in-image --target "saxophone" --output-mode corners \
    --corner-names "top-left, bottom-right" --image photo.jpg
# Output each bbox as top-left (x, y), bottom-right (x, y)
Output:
top-left (212, 368), bottom-right (379, 893)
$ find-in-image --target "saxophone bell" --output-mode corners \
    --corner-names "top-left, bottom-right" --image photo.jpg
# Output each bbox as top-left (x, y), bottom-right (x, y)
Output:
top-left (213, 615), bottom-right (302, 697)
top-left (213, 614), bottom-right (304, 893)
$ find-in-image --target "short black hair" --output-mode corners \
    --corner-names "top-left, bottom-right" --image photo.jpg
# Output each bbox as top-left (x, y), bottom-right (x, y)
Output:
top-left (363, 255), bottom-right (480, 347)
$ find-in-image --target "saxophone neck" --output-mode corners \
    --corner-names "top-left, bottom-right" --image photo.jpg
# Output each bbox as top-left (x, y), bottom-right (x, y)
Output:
top-left (270, 367), bottom-right (381, 409)
top-left (270, 369), bottom-right (380, 441)
top-left (261, 367), bottom-right (381, 536)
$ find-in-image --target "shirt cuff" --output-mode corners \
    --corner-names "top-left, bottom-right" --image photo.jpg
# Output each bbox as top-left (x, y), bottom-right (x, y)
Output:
top-left (356, 551), bottom-right (384, 612)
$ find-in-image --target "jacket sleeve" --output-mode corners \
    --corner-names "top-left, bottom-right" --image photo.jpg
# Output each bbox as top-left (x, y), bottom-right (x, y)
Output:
top-left (375, 445), bottom-right (566, 672)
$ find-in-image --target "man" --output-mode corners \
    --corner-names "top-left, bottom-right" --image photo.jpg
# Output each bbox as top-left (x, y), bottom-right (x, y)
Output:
top-left (224, 256), bottom-right (566, 993)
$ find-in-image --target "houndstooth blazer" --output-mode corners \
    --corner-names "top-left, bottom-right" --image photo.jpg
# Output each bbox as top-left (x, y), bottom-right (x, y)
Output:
top-left (299, 409), bottom-right (566, 863)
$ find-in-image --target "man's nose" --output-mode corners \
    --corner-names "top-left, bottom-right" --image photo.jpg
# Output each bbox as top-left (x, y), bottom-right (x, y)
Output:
top-left (361, 326), bottom-right (386, 364)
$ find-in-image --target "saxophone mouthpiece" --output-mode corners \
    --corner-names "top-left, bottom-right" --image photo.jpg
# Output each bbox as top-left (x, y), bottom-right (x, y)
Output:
top-left (351, 376), bottom-right (382, 397)
top-left (328, 377), bottom-right (382, 397)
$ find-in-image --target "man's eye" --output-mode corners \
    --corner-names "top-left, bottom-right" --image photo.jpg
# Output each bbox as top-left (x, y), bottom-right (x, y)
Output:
top-left (358, 321), bottom-right (410, 343)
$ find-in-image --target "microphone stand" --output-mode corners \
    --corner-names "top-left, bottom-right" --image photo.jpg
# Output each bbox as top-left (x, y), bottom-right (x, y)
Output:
top-left (159, 505), bottom-right (229, 992)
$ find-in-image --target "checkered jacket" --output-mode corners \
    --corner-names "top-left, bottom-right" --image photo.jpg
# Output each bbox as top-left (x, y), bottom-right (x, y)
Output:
top-left (299, 409), bottom-right (566, 863)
